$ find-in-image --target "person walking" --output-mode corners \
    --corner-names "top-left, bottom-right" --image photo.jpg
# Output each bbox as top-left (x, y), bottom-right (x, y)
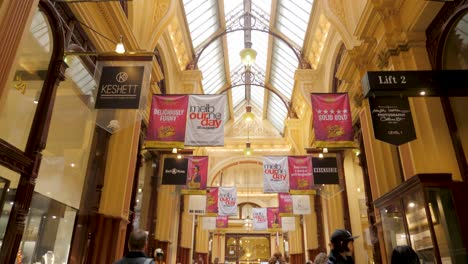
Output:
top-left (113, 229), bottom-right (154, 264)
top-left (327, 229), bottom-right (358, 264)
top-left (391, 246), bottom-right (420, 264)
top-left (314, 252), bottom-right (328, 264)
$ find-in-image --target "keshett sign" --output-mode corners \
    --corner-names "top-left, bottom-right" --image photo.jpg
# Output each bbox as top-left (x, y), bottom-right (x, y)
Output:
top-left (95, 66), bottom-right (144, 109)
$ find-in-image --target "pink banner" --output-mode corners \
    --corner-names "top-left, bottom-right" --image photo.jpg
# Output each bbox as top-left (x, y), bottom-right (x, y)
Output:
top-left (267, 208), bottom-right (281, 230)
top-left (206, 187), bottom-right (218, 215)
top-left (182, 156), bottom-right (208, 194)
top-left (216, 216), bottom-right (228, 228)
top-left (278, 193), bottom-right (293, 216)
top-left (146, 95), bottom-right (188, 148)
top-left (288, 156), bottom-right (314, 194)
top-left (311, 93), bottom-right (354, 147)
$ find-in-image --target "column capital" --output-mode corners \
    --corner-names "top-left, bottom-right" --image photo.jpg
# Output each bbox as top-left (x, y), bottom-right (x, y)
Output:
top-left (181, 70), bottom-right (203, 94)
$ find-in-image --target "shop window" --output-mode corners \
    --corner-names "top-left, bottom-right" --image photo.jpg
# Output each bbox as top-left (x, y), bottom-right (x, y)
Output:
top-left (0, 9), bottom-right (53, 151)
top-left (442, 10), bottom-right (468, 173)
top-left (0, 168), bottom-right (20, 250)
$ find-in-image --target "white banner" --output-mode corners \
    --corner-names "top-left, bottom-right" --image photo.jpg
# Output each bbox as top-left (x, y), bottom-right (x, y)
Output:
top-left (252, 208), bottom-right (268, 231)
top-left (263, 156), bottom-right (289, 193)
top-left (292, 195), bottom-right (311, 215)
top-left (281, 217), bottom-right (296, 231)
top-left (188, 195), bottom-right (207, 215)
top-left (185, 94), bottom-right (226, 146)
top-left (218, 187), bottom-right (237, 216)
top-left (202, 217), bottom-right (216, 230)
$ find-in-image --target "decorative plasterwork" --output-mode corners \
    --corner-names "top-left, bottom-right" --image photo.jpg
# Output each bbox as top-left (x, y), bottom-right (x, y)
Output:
top-left (307, 15), bottom-right (331, 69)
top-left (168, 18), bottom-right (190, 71)
top-left (328, 0), bottom-right (346, 26)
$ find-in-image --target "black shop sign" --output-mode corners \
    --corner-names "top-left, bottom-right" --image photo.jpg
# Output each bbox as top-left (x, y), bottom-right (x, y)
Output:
top-left (368, 96), bottom-right (416, 145)
top-left (312, 157), bottom-right (339, 185)
top-left (95, 66), bottom-right (144, 109)
top-left (162, 157), bottom-right (188, 185)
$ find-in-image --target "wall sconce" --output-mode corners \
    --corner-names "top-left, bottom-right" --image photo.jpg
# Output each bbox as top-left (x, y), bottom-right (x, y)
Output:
top-left (172, 148), bottom-right (178, 154)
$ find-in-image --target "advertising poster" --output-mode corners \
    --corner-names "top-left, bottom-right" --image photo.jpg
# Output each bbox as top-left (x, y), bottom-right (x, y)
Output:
top-left (292, 195), bottom-right (311, 215)
top-left (182, 156), bottom-right (208, 194)
top-left (281, 217), bottom-right (296, 231)
top-left (185, 94), bottom-right (227, 146)
top-left (206, 187), bottom-right (218, 216)
top-left (311, 93), bottom-right (354, 148)
top-left (263, 156), bottom-right (289, 193)
top-left (252, 208), bottom-right (268, 231)
top-left (267, 208), bottom-right (281, 230)
top-left (368, 96), bottom-right (416, 145)
top-left (188, 195), bottom-right (207, 215)
top-left (161, 157), bottom-right (188, 185)
top-left (218, 187), bottom-right (237, 216)
top-left (288, 156), bottom-right (314, 194)
top-left (146, 95), bottom-right (188, 148)
top-left (216, 216), bottom-right (228, 229)
top-left (202, 217), bottom-right (216, 230)
top-left (312, 157), bottom-right (339, 184)
top-left (278, 193), bottom-right (293, 216)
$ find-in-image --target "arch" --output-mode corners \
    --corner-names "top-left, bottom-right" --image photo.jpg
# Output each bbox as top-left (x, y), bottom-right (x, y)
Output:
top-left (209, 157), bottom-right (263, 186)
top-left (187, 26), bottom-right (310, 70)
top-left (218, 83), bottom-right (292, 116)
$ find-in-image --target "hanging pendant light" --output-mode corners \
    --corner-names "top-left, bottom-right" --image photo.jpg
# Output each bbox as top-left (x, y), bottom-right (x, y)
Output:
top-left (243, 105), bottom-right (255, 122)
top-left (239, 48), bottom-right (257, 67)
top-left (115, 35), bottom-right (126, 54)
top-left (244, 142), bottom-right (253, 156)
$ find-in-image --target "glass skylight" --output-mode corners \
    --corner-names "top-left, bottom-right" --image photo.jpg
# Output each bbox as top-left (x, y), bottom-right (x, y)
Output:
top-left (183, 0), bottom-right (220, 48)
top-left (198, 39), bottom-right (226, 94)
top-left (276, 0), bottom-right (313, 47)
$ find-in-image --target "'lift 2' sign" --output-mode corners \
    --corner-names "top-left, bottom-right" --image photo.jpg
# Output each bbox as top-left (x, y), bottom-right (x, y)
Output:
top-left (95, 66), bottom-right (144, 109)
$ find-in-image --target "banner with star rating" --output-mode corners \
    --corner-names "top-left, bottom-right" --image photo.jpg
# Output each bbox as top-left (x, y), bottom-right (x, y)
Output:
top-left (311, 93), bottom-right (354, 147)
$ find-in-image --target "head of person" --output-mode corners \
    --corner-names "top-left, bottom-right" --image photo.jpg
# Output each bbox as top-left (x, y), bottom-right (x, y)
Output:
top-left (194, 165), bottom-right (200, 174)
top-left (391, 246), bottom-right (420, 264)
top-left (314, 252), bottom-right (328, 264)
top-left (154, 248), bottom-right (164, 260)
top-left (330, 229), bottom-right (358, 255)
top-left (128, 229), bottom-right (148, 251)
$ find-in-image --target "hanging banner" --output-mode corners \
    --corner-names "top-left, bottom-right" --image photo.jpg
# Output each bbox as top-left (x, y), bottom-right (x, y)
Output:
top-left (311, 93), bottom-right (354, 147)
top-left (252, 208), bottom-right (268, 231)
top-left (188, 195), bottom-right (207, 215)
top-left (206, 187), bottom-right (219, 216)
top-left (185, 94), bottom-right (227, 146)
top-left (216, 216), bottom-right (228, 229)
top-left (263, 156), bottom-right (289, 193)
top-left (278, 193), bottom-right (293, 216)
top-left (292, 195), bottom-right (311, 215)
top-left (368, 96), bottom-right (416, 145)
top-left (267, 208), bottom-right (281, 230)
top-left (202, 217), bottom-right (216, 230)
top-left (312, 157), bottom-right (339, 184)
top-left (218, 187), bottom-right (237, 216)
top-left (162, 157), bottom-right (188, 185)
top-left (182, 156), bottom-right (208, 195)
top-left (281, 217), bottom-right (296, 231)
top-left (146, 95), bottom-right (188, 148)
top-left (288, 156), bottom-right (314, 194)
top-left (95, 66), bottom-right (145, 109)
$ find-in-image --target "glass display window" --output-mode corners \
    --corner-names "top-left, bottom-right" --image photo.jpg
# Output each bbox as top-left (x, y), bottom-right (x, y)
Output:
top-left (0, 8), bottom-right (53, 150)
top-left (375, 174), bottom-right (468, 264)
top-left (0, 168), bottom-right (20, 251)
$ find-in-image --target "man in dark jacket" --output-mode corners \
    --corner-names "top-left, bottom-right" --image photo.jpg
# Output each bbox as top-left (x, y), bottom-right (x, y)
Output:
top-left (327, 229), bottom-right (358, 264)
top-left (113, 229), bottom-right (154, 264)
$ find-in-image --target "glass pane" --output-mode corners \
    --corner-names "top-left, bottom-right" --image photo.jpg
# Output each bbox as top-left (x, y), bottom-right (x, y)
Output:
top-left (35, 55), bottom-right (96, 208)
top-left (0, 166), bottom-right (20, 250)
top-left (19, 192), bottom-right (77, 264)
top-left (426, 188), bottom-right (468, 264)
top-left (239, 236), bottom-right (270, 261)
top-left (403, 190), bottom-right (435, 263)
top-left (0, 9), bottom-right (53, 150)
top-left (380, 203), bottom-right (407, 263)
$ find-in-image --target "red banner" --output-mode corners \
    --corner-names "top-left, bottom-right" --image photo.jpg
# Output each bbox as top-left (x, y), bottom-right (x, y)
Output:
top-left (311, 93), bottom-right (354, 147)
top-left (278, 193), bottom-right (293, 216)
top-left (206, 187), bottom-right (218, 216)
top-left (267, 208), bottom-right (281, 230)
top-left (145, 95), bottom-right (188, 148)
top-left (216, 215), bottom-right (228, 229)
top-left (182, 156), bottom-right (208, 195)
top-left (288, 156), bottom-right (314, 194)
